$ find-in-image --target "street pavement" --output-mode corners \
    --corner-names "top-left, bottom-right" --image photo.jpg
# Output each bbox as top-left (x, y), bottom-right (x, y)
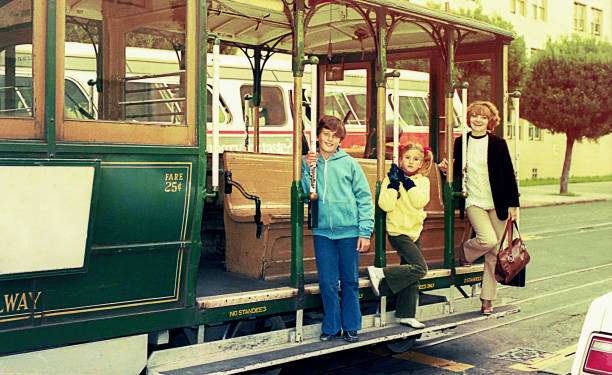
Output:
top-left (519, 181), bottom-right (612, 208)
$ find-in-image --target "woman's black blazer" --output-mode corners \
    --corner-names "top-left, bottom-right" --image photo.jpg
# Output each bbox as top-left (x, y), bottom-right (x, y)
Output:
top-left (452, 132), bottom-right (520, 221)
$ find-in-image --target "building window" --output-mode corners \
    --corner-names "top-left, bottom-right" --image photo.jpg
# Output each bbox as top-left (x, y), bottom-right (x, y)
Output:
top-left (591, 8), bottom-right (603, 37)
top-left (574, 2), bottom-right (586, 32)
top-left (528, 124), bottom-right (541, 140)
top-left (507, 123), bottom-right (522, 140)
top-left (510, 0), bottom-right (526, 16)
top-left (532, 0), bottom-right (547, 21)
top-left (518, 0), bottom-right (526, 16)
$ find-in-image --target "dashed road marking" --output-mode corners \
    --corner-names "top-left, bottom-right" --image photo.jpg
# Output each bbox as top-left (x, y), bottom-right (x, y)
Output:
top-left (522, 234), bottom-right (542, 240)
top-left (394, 351), bottom-right (474, 372)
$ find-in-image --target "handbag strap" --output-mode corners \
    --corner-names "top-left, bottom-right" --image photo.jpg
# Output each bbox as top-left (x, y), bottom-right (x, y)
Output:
top-left (512, 220), bottom-right (522, 240)
top-left (498, 219), bottom-right (514, 252)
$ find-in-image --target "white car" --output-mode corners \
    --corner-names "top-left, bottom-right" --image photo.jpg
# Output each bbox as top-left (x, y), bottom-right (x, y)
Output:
top-left (571, 291), bottom-right (612, 375)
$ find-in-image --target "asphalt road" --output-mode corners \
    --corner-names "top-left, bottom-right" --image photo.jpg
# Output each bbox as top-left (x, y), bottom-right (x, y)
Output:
top-left (278, 201), bottom-right (612, 375)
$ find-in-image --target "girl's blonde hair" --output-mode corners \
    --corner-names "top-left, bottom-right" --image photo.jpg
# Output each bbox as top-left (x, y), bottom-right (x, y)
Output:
top-left (466, 101), bottom-right (500, 131)
top-left (399, 142), bottom-right (433, 176)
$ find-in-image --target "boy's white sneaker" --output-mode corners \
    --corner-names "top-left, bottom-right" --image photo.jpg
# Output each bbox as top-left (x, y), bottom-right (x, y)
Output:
top-left (367, 266), bottom-right (385, 297)
top-left (399, 318), bottom-right (426, 329)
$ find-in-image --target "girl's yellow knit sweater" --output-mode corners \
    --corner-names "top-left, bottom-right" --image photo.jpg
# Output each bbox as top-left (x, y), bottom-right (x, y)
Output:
top-left (378, 174), bottom-right (430, 241)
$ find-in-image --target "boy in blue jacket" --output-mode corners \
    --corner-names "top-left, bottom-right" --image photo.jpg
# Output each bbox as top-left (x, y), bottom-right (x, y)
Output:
top-left (302, 115), bottom-right (374, 343)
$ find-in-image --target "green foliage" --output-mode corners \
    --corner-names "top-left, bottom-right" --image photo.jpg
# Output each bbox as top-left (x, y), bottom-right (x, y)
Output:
top-left (425, 3), bottom-right (528, 100)
top-left (522, 36), bottom-right (612, 142)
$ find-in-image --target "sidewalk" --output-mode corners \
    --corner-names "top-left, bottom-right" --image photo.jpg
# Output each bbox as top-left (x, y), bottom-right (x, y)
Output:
top-left (519, 181), bottom-right (612, 208)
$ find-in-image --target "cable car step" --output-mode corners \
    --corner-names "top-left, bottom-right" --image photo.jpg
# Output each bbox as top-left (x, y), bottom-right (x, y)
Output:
top-left (148, 304), bottom-right (518, 375)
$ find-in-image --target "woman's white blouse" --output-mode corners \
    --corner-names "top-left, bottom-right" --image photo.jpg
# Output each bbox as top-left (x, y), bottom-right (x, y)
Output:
top-left (465, 135), bottom-right (495, 210)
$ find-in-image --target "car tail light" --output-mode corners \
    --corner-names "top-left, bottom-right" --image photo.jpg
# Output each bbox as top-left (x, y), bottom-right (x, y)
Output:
top-left (583, 335), bottom-right (612, 374)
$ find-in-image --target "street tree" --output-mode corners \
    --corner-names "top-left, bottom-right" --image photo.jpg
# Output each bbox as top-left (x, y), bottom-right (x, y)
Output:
top-left (425, 4), bottom-right (528, 102)
top-left (522, 36), bottom-right (612, 193)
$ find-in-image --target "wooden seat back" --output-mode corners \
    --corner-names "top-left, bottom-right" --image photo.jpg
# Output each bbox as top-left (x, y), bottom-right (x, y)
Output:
top-left (222, 151), bottom-right (462, 280)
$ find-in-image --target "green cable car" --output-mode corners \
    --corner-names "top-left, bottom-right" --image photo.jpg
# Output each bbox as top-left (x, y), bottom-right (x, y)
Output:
top-left (0, 1), bottom-right (520, 373)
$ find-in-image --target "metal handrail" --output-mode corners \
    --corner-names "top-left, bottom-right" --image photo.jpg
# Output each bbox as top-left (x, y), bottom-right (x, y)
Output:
top-left (121, 71), bottom-right (185, 81)
top-left (118, 97), bottom-right (186, 106)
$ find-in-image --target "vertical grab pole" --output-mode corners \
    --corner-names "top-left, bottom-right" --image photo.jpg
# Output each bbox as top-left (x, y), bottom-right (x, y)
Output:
top-left (374, 9), bottom-right (388, 270)
top-left (374, 9), bottom-right (389, 327)
top-left (308, 62), bottom-right (319, 228)
top-left (443, 26), bottom-right (456, 313)
top-left (508, 91), bottom-right (521, 227)
top-left (290, 1), bottom-right (306, 345)
top-left (460, 83), bottom-right (468, 197)
top-left (392, 71), bottom-right (400, 165)
top-left (510, 92), bottom-right (521, 185)
top-left (253, 49), bottom-right (262, 153)
top-left (212, 38), bottom-right (220, 189)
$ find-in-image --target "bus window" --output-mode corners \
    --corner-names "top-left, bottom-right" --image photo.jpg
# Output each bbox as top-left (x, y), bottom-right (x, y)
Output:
top-left (0, 74), bottom-right (32, 117)
top-left (323, 92), bottom-right (350, 122)
top-left (206, 86), bottom-right (228, 124)
top-left (345, 93), bottom-right (367, 126)
top-left (65, 78), bottom-right (93, 120)
top-left (239, 85), bottom-right (286, 126)
top-left (390, 94), bottom-right (429, 127)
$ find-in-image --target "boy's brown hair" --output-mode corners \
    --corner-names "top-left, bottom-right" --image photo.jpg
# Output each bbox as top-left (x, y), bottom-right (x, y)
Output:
top-left (317, 115), bottom-right (346, 141)
top-left (466, 101), bottom-right (500, 131)
top-left (399, 142), bottom-right (433, 175)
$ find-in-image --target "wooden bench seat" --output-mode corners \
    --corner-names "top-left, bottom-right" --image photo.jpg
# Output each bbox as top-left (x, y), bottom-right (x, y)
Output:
top-left (222, 151), bottom-right (472, 280)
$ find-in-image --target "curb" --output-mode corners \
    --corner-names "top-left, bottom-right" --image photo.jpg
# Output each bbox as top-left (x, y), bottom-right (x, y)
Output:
top-left (521, 198), bottom-right (608, 209)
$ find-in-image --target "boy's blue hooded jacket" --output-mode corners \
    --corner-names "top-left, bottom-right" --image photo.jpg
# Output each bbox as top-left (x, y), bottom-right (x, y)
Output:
top-left (301, 149), bottom-right (374, 240)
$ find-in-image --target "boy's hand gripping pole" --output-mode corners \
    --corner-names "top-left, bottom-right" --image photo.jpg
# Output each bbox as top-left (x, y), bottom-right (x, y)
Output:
top-left (306, 57), bottom-right (319, 228)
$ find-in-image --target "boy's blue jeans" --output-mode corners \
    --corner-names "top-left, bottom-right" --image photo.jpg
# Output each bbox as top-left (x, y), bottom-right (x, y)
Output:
top-left (313, 235), bottom-right (361, 335)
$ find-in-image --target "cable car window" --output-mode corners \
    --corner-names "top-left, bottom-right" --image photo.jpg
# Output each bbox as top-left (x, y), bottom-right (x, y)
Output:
top-left (0, 0), bottom-right (33, 119)
top-left (65, 0), bottom-right (186, 125)
top-left (239, 85), bottom-right (286, 126)
top-left (0, 74), bottom-right (91, 120)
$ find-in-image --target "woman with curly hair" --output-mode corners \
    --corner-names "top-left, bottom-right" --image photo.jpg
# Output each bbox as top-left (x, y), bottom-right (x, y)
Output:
top-left (439, 101), bottom-right (520, 315)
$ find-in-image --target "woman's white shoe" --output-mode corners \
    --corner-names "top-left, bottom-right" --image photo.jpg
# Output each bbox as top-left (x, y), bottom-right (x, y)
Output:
top-left (367, 266), bottom-right (384, 297)
top-left (399, 318), bottom-right (425, 329)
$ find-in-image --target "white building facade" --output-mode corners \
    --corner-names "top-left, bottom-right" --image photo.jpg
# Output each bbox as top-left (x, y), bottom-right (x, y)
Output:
top-left (409, 0), bottom-right (612, 180)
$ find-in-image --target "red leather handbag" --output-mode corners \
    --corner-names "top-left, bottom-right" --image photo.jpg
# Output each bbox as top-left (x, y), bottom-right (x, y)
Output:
top-left (495, 220), bottom-right (531, 284)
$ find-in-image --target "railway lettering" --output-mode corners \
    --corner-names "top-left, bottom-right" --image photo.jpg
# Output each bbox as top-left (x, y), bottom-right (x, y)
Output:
top-left (464, 276), bottom-right (483, 283)
top-left (0, 291), bottom-right (42, 314)
top-left (418, 283), bottom-right (435, 290)
top-left (228, 306), bottom-right (267, 318)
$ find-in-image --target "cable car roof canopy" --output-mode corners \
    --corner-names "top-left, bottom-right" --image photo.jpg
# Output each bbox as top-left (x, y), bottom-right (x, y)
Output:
top-left (208, 0), bottom-right (515, 55)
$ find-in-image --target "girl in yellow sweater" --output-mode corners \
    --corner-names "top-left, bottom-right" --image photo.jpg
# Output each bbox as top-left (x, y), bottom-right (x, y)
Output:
top-left (368, 142), bottom-right (432, 328)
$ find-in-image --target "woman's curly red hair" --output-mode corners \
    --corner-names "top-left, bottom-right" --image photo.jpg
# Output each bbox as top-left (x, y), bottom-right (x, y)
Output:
top-left (466, 101), bottom-right (500, 131)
